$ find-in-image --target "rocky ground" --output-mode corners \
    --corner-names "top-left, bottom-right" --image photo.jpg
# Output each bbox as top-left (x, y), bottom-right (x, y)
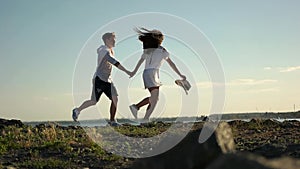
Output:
top-left (0, 118), bottom-right (299, 169)
top-left (229, 119), bottom-right (300, 158)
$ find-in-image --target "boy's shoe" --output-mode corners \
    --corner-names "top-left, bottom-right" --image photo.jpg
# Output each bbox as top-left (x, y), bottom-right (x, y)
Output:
top-left (108, 121), bottom-right (121, 127)
top-left (72, 108), bottom-right (80, 122)
top-left (129, 104), bottom-right (138, 119)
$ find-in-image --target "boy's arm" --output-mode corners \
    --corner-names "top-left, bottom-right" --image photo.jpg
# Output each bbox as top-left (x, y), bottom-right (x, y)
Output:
top-left (166, 58), bottom-right (186, 80)
top-left (104, 53), bottom-right (131, 75)
top-left (116, 63), bottom-right (131, 75)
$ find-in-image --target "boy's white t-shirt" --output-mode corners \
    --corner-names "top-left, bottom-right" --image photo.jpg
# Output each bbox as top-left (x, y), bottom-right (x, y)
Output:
top-left (94, 45), bottom-right (118, 83)
top-left (142, 46), bottom-right (169, 70)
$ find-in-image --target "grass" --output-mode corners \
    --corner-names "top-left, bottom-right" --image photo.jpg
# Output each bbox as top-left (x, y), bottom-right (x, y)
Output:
top-left (18, 158), bottom-right (72, 169)
top-left (0, 123), bottom-right (125, 169)
top-left (1, 119), bottom-right (299, 168)
top-left (0, 121), bottom-right (188, 168)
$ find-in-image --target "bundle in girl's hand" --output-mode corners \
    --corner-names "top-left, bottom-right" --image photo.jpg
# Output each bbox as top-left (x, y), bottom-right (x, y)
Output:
top-left (175, 79), bottom-right (191, 95)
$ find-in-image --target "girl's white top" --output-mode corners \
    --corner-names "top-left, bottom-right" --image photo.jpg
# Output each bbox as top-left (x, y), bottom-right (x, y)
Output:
top-left (141, 46), bottom-right (169, 70)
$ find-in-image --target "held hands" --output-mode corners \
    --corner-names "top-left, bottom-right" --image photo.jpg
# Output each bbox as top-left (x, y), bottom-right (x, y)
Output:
top-left (123, 67), bottom-right (136, 78)
top-left (126, 70), bottom-right (136, 78)
top-left (128, 71), bottom-right (135, 78)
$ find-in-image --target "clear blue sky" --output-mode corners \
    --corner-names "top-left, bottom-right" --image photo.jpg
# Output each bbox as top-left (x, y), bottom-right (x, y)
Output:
top-left (1, 0), bottom-right (300, 121)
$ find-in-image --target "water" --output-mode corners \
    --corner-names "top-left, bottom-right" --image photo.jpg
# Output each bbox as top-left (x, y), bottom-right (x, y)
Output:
top-left (24, 118), bottom-right (300, 127)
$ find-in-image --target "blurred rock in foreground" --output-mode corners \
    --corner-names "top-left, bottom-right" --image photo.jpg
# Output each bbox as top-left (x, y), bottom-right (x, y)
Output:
top-left (132, 122), bottom-right (235, 169)
top-left (205, 152), bottom-right (300, 169)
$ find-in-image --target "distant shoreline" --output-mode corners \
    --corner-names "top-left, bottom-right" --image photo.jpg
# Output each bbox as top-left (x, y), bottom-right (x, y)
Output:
top-left (210, 110), bottom-right (300, 120)
top-left (23, 110), bottom-right (300, 122)
top-left (19, 111), bottom-right (300, 127)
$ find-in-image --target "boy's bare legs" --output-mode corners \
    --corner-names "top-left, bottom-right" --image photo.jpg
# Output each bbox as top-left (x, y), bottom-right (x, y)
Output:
top-left (72, 99), bottom-right (97, 121)
top-left (110, 96), bottom-right (118, 122)
top-left (77, 99), bottom-right (97, 112)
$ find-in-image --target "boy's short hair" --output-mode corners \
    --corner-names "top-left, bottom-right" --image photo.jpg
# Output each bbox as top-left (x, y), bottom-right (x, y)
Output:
top-left (102, 32), bottom-right (115, 43)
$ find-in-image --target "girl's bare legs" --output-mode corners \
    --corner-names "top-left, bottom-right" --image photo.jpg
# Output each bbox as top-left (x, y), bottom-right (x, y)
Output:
top-left (135, 97), bottom-right (150, 110)
top-left (132, 87), bottom-right (159, 120)
top-left (144, 87), bottom-right (159, 120)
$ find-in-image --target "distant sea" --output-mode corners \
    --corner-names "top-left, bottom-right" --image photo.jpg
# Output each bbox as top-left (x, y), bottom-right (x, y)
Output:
top-left (23, 116), bottom-right (300, 127)
top-left (23, 117), bottom-right (198, 127)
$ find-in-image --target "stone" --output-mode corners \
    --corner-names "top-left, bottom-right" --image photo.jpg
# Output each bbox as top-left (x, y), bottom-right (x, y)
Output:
top-left (205, 153), bottom-right (300, 169)
top-left (132, 122), bottom-right (235, 169)
top-left (0, 118), bottom-right (24, 128)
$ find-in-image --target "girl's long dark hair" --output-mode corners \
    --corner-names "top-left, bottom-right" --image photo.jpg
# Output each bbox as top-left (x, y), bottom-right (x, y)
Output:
top-left (134, 27), bottom-right (164, 49)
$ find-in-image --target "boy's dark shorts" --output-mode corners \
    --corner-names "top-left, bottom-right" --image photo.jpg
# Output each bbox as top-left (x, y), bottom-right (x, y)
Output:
top-left (91, 76), bottom-right (118, 101)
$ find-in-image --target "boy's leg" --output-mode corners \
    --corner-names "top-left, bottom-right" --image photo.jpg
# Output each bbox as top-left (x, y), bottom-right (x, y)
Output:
top-left (77, 77), bottom-right (102, 112)
top-left (104, 82), bottom-right (118, 122)
top-left (72, 77), bottom-right (101, 121)
top-left (110, 96), bottom-right (118, 122)
top-left (77, 100), bottom-right (97, 112)
top-left (77, 83), bottom-right (101, 112)
top-left (73, 99), bottom-right (97, 122)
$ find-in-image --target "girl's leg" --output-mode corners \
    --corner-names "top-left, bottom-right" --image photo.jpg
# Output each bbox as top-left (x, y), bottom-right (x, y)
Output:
top-left (144, 87), bottom-right (159, 120)
top-left (135, 97), bottom-right (150, 110)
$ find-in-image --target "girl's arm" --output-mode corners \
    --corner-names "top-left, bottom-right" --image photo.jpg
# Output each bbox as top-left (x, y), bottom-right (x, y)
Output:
top-left (130, 58), bottom-right (145, 77)
top-left (166, 58), bottom-right (186, 80)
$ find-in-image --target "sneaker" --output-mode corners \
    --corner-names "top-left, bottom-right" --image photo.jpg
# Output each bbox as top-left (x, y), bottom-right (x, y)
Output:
top-left (108, 121), bottom-right (121, 127)
top-left (72, 108), bottom-right (80, 122)
top-left (129, 104), bottom-right (138, 119)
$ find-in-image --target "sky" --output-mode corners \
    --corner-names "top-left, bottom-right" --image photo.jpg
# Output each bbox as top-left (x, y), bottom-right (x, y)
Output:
top-left (0, 0), bottom-right (300, 121)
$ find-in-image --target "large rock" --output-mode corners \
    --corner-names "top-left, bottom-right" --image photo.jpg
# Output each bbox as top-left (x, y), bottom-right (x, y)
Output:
top-left (132, 122), bottom-right (235, 169)
top-left (205, 152), bottom-right (300, 169)
top-left (0, 118), bottom-right (24, 128)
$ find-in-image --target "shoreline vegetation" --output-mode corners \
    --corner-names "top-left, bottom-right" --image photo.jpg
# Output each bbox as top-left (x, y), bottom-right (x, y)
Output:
top-left (0, 112), bottom-right (300, 169)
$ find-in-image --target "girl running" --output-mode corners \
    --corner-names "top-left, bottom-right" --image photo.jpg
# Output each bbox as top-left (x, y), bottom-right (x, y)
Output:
top-left (129, 28), bottom-right (186, 122)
